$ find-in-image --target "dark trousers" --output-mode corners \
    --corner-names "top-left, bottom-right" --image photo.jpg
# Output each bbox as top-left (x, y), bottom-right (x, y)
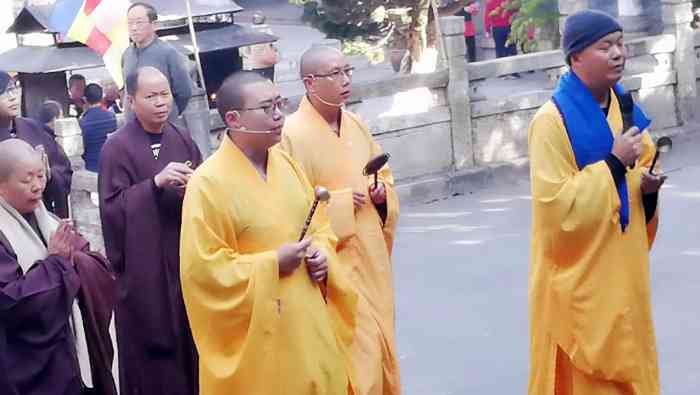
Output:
top-left (465, 36), bottom-right (476, 62)
top-left (493, 26), bottom-right (517, 58)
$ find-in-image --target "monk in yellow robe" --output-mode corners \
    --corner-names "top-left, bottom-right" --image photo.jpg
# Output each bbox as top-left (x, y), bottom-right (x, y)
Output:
top-left (528, 11), bottom-right (666, 395)
top-left (280, 46), bottom-right (400, 395)
top-left (180, 71), bottom-right (357, 395)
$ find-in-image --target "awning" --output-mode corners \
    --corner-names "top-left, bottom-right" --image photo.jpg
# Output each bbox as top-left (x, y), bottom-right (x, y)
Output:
top-left (0, 23), bottom-right (277, 73)
top-left (0, 45), bottom-right (102, 73)
top-left (8, 0), bottom-right (244, 34)
top-left (164, 24), bottom-right (277, 55)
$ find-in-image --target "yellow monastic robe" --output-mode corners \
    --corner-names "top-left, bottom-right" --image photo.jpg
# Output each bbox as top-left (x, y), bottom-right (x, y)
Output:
top-left (180, 137), bottom-right (357, 395)
top-left (528, 92), bottom-right (660, 395)
top-left (280, 97), bottom-right (401, 395)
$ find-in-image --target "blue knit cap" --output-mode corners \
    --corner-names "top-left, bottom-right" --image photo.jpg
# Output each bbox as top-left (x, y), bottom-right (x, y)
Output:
top-left (0, 71), bottom-right (11, 95)
top-left (562, 10), bottom-right (622, 61)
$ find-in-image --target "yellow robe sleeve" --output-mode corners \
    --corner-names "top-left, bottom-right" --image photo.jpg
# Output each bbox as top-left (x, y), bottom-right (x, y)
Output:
top-left (279, 132), bottom-right (358, 243)
top-left (351, 113), bottom-right (401, 254)
top-left (180, 175), bottom-right (280, 373)
top-left (286, 153), bottom-right (358, 389)
top-left (529, 112), bottom-right (621, 261)
top-left (637, 132), bottom-right (659, 248)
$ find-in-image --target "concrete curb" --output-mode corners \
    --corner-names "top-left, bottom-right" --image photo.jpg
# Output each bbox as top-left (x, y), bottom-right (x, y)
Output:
top-left (397, 159), bottom-right (530, 205)
top-left (397, 126), bottom-right (700, 206)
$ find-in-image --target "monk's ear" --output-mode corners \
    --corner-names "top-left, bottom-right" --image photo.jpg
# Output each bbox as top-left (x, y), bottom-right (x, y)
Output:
top-left (302, 76), bottom-right (315, 92)
top-left (224, 110), bottom-right (242, 129)
top-left (127, 94), bottom-right (135, 107)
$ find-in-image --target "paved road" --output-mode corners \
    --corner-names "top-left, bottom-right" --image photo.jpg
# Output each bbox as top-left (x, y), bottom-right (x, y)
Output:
top-left (394, 132), bottom-right (700, 394)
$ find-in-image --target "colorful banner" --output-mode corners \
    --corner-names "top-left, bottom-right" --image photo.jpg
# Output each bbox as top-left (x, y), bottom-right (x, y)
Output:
top-left (47, 0), bottom-right (131, 88)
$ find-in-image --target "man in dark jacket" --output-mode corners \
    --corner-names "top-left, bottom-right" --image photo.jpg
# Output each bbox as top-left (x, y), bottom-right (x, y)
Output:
top-left (79, 83), bottom-right (117, 173)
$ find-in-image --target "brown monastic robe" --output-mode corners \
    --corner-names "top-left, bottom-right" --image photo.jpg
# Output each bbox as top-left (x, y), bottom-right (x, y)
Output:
top-left (98, 119), bottom-right (201, 395)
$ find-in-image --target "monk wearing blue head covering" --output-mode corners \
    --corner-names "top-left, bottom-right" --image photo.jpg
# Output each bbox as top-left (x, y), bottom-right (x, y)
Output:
top-left (528, 10), bottom-right (665, 395)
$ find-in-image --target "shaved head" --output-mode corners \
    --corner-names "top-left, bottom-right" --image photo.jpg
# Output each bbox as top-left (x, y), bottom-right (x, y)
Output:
top-left (216, 71), bottom-right (271, 119)
top-left (299, 46), bottom-right (345, 78)
top-left (126, 66), bottom-right (168, 96)
top-left (0, 139), bottom-right (42, 183)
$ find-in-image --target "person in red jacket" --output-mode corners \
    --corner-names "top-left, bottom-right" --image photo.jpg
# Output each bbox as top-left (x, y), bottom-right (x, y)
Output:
top-left (485, 0), bottom-right (520, 77)
top-left (455, 1), bottom-right (480, 62)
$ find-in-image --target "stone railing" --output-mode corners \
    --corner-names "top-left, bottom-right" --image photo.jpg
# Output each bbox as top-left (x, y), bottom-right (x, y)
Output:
top-left (465, 33), bottom-right (680, 166)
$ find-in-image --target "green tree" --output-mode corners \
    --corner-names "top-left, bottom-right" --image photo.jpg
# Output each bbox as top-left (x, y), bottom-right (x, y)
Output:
top-left (505, 0), bottom-right (559, 52)
top-left (291, 0), bottom-right (471, 72)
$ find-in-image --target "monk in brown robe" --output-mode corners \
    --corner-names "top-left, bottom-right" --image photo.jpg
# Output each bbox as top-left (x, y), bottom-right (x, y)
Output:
top-left (98, 67), bottom-right (200, 395)
top-left (0, 70), bottom-right (72, 218)
top-left (0, 139), bottom-right (117, 395)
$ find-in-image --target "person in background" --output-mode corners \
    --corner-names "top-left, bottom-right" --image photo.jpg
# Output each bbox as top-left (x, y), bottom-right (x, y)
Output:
top-left (123, 2), bottom-right (194, 120)
top-left (37, 100), bottom-right (64, 134)
top-left (240, 12), bottom-right (279, 81)
top-left (455, 1), bottom-right (480, 62)
top-left (79, 83), bottom-right (117, 173)
top-left (99, 66), bottom-right (200, 395)
top-left (68, 74), bottom-right (87, 117)
top-left (484, 0), bottom-right (520, 78)
top-left (101, 79), bottom-right (123, 114)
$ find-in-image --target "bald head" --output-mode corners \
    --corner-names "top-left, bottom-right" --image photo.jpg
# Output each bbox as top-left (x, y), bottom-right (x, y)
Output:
top-left (216, 71), bottom-right (271, 120)
top-left (0, 139), bottom-right (42, 183)
top-left (299, 46), bottom-right (345, 78)
top-left (126, 66), bottom-right (168, 96)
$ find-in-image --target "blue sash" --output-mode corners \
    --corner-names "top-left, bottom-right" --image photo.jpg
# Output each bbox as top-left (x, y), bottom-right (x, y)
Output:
top-left (551, 71), bottom-right (651, 231)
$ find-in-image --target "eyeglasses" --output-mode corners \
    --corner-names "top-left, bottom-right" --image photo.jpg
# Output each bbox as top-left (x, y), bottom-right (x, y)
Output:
top-left (1, 84), bottom-right (20, 98)
top-left (128, 19), bottom-right (152, 28)
top-left (234, 97), bottom-right (290, 116)
top-left (306, 66), bottom-right (355, 82)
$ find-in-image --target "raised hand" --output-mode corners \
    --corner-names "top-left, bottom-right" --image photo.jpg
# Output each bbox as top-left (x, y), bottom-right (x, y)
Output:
top-left (277, 238), bottom-right (312, 277)
top-left (369, 182), bottom-right (387, 205)
top-left (612, 126), bottom-right (643, 167)
top-left (154, 162), bottom-right (194, 190)
top-left (305, 245), bottom-right (328, 283)
top-left (641, 171), bottom-right (667, 195)
top-left (48, 222), bottom-right (75, 260)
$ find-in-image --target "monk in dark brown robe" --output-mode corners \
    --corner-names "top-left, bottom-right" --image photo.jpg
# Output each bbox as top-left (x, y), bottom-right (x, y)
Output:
top-left (0, 139), bottom-right (117, 395)
top-left (0, 71), bottom-right (72, 218)
top-left (98, 67), bottom-right (200, 395)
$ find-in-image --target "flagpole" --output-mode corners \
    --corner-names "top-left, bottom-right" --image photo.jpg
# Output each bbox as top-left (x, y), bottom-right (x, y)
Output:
top-left (184, 0), bottom-right (207, 95)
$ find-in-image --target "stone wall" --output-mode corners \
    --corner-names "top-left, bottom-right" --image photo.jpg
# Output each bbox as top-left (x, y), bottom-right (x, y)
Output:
top-left (467, 34), bottom-right (681, 166)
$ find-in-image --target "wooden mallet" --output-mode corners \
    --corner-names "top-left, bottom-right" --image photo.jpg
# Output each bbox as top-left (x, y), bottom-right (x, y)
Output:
top-left (298, 186), bottom-right (331, 241)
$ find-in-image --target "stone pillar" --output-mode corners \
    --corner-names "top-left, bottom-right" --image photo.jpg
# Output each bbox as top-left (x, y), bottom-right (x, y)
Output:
top-left (54, 117), bottom-right (104, 253)
top-left (182, 87), bottom-right (214, 158)
top-left (54, 117), bottom-right (85, 169)
top-left (558, 0), bottom-right (592, 34)
top-left (618, 0), bottom-right (650, 35)
top-left (440, 16), bottom-right (474, 170)
top-left (661, 0), bottom-right (696, 125)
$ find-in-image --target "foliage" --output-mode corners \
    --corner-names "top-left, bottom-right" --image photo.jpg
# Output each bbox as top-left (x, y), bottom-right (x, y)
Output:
top-left (505, 0), bottom-right (559, 52)
top-left (291, 0), bottom-right (428, 67)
